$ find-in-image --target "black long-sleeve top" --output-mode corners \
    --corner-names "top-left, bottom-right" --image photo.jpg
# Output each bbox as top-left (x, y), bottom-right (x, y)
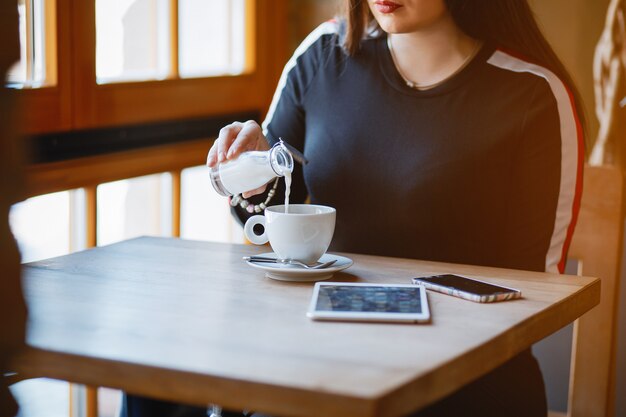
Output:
top-left (235, 21), bottom-right (584, 274)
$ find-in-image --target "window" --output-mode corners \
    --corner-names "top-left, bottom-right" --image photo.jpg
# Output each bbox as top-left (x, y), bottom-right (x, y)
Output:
top-left (96, 0), bottom-right (249, 84)
top-left (6, 0), bottom-right (56, 88)
top-left (77, 0), bottom-right (266, 128)
top-left (14, 0), bottom-right (285, 132)
top-left (178, 0), bottom-right (248, 78)
top-left (96, 0), bottom-right (171, 83)
top-left (10, 190), bottom-right (72, 262)
top-left (97, 174), bottom-right (170, 246)
top-left (8, 0), bottom-right (69, 133)
top-left (10, 378), bottom-right (70, 417)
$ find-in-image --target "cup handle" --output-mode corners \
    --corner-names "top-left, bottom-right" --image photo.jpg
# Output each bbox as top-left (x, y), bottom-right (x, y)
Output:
top-left (244, 215), bottom-right (268, 245)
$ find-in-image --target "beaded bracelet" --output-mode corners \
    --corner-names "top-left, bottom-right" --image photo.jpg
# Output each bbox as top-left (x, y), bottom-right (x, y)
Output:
top-left (229, 178), bottom-right (280, 214)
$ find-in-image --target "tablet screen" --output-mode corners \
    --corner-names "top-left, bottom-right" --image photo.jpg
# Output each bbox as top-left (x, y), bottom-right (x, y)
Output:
top-left (316, 285), bottom-right (424, 313)
top-left (308, 283), bottom-right (430, 323)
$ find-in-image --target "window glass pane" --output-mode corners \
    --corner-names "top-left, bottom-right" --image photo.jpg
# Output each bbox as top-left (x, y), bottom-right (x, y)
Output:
top-left (11, 382), bottom-right (122, 417)
top-left (10, 379), bottom-right (69, 417)
top-left (10, 191), bottom-right (70, 263)
top-left (99, 387), bottom-right (123, 417)
top-left (6, 0), bottom-right (49, 88)
top-left (178, 0), bottom-right (247, 78)
top-left (96, 0), bottom-right (170, 83)
top-left (180, 165), bottom-right (244, 243)
top-left (7, 1), bottom-right (28, 84)
top-left (97, 174), bottom-right (170, 246)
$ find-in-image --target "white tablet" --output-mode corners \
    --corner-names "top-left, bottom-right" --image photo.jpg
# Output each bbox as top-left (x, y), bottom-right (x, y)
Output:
top-left (307, 282), bottom-right (431, 323)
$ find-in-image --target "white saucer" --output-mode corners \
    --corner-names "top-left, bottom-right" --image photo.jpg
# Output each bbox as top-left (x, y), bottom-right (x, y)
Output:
top-left (245, 252), bottom-right (353, 282)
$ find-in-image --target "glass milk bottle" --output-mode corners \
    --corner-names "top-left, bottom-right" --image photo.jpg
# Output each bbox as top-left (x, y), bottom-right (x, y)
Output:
top-left (209, 140), bottom-right (294, 197)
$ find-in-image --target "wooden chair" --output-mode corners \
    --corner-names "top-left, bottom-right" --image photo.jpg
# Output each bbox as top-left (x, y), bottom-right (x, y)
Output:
top-left (549, 164), bottom-right (624, 417)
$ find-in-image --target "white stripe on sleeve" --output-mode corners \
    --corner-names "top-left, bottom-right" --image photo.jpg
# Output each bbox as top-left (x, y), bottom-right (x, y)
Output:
top-left (487, 50), bottom-right (581, 273)
top-left (262, 21), bottom-right (338, 136)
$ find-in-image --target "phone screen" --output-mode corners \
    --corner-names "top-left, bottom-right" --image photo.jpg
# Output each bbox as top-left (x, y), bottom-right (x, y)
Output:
top-left (416, 274), bottom-right (515, 296)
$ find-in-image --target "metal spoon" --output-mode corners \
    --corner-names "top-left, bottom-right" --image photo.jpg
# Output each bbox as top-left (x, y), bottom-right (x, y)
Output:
top-left (243, 256), bottom-right (337, 269)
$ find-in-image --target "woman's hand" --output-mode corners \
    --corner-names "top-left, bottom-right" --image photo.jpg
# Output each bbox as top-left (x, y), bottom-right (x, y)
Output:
top-left (206, 120), bottom-right (271, 198)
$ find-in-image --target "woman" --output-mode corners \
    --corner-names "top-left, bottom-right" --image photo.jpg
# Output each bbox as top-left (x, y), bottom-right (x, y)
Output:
top-left (125, 0), bottom-right (584, 416)
top-left (211, 0), bottom-right (584, 276)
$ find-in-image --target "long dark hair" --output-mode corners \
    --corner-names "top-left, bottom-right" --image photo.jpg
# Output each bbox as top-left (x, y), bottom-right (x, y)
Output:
top-left (342, 0), bottom-right (587, 140)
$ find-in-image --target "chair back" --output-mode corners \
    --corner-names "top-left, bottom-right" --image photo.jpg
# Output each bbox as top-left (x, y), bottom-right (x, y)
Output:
top-left (566, 164), bottom-right (624, 417)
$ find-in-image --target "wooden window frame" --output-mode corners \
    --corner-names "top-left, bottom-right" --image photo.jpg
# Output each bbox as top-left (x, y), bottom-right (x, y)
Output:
top-left (19, 0), bottom-right (288, 134)
top-left (18, 0), bottom-right (72, 133)
top-left (19, 0), bottom-right (288, 201)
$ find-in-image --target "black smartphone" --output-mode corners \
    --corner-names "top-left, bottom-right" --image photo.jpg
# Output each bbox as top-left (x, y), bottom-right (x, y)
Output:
top-left (413, 274), bottom-right (522, 303)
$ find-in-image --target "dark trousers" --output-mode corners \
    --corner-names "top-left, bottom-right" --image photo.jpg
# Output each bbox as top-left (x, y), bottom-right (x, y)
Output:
top-left (121, 350), bottom-right (546, 417)
top-left (414, 349), bottom-right (547, 417)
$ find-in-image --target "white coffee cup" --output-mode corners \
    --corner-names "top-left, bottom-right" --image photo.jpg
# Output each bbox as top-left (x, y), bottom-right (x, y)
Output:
top-left (244, 204), bottom-right (336, 264)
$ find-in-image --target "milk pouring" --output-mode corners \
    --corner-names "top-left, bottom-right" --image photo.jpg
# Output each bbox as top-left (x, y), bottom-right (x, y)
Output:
top-left (210, 140), bottom-right (294, 200)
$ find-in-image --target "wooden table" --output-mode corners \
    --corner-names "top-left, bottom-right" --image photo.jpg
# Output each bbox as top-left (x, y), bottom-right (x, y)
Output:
top-left (11, 237), bottom-right (599, 417)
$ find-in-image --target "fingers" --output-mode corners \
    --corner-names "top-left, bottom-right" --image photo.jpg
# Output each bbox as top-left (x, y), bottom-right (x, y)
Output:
top-left (226, 120), bottom-right (268, 160)
top-left (206, 142), bottom-right (219, 167)
top-left (216, 121), bottom-right (245, 163)
top-left (242, 184), bottom-right (268, 199)
top-left (207, 120), bottom-right (268, 168)
top-left (206, 122), bottom-right (243, 168)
